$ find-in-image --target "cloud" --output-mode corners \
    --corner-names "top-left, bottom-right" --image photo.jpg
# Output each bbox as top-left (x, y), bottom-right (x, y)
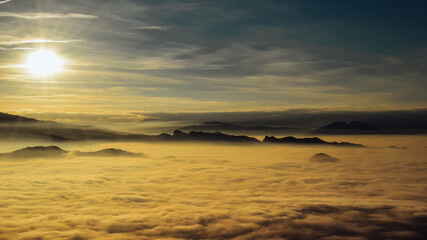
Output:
top-left (0, 0), bottom-right (12, 4)
top-left (0, 39), bottom-right (75, 45)
top-left (0, 140), bottom-right (426, 239)
top-left (0, 39), bottom-right (75, 51)
top-left (133, 25), bottom-right (171, 30)
top-left (0, 47), bottom-right (33, 51)
top-left (0, 12), bottom-right (98, 19)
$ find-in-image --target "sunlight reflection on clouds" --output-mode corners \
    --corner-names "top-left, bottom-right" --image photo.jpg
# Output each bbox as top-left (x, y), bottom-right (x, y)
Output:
top-left (0, 142), bottom-right (426, 239)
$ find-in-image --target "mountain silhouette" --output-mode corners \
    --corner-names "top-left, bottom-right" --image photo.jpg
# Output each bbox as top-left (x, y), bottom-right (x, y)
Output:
top-left (172, 130), bottom-right (260, 143)
top-left (0, 112), bottom-right (154, 142)
top-left (181, 121), bottom-right (294, 133)
top-left (321, 121), bottom-right (380, 130)
top-left (0, 112), bottom-right (39, 123)
top-left (0, 146), bottom-right (68, 159)
top-left (0, 146), bottom-right (144, 159)
top-left (310, 153), bottom-right (339, 162)
top-left (314, 121), bottom-right (381, 134)
top-left (0, 112), bottom-right (366, 146)
top-left (263, 136), bottom-right (364, 147)
top-left (72, 148), bottom-right (145, 157)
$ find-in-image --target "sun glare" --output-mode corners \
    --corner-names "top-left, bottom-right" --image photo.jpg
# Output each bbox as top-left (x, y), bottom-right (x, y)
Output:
top-left (26, 49), bottom-right (63, 77)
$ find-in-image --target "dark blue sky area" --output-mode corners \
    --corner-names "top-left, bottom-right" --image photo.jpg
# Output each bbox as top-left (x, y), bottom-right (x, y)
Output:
top-left (152, 0), bottom-right (427, 54)
top-left (296, 0), bottom-right (427, 53)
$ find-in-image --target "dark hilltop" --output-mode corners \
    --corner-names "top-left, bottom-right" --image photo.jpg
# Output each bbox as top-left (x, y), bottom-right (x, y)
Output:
top-left (0, 146), bottom-right (144, 159)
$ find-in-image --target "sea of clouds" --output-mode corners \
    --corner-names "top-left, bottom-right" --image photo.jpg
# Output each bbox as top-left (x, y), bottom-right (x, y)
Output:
top-left (0, 139), bottom-right (426, 240)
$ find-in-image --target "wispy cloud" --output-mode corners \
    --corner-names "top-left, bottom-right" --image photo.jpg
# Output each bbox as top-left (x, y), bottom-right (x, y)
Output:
top-left (0, 39), bottom-right (76, 45)
top-left (0, 12), bottom-right (98, 19)
top-left (0, 39), bottom-right (75, 51)
top-left (0, 0), bottom-right (12, 4)
top-left (0, 47), bottom-right (33, 51)
top-left (0, 64), bottom-right (24, 68)
top-left (0, 39), bottom-right (75, 45)
top-left (133, 25), bottom-right (171, 30)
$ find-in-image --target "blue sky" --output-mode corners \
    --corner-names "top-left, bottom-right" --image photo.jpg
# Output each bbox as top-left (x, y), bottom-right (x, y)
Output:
top-left (0, 0), bottom-right (426, 119)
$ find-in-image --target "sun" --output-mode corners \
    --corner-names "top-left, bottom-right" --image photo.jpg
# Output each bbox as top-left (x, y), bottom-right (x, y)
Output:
top-left (26, 49), bottom-right (63, 77)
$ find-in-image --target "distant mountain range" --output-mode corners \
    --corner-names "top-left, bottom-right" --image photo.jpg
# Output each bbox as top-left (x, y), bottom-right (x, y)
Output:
top-left (0, 112), bottom-right (151, 142)
top-left (181, 121), bottom-right (297, 133)
top-left (179, 120), bottom-right (418, 135)
top-left (181, 119), bottom-right (427, 135)
top-left (172, 130), bottom-right (259, 142)
top-left (263, 136), bottom-right (364, 147)
top-left (0, 112), bottom-right (39, 123)
top-left (314, 121), bottom-right (381, 134)
top-left (0, 112), bottom-right (372, 147)
top-left (2, 112), bottom-right (425, 141)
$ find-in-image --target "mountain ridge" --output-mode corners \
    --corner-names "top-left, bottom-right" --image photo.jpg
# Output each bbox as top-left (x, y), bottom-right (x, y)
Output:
top-left (314, 121), bottom-right (381, 134)
top-left (263, 136), bottom-right (365, 147)
top-left (181, 121), bottom-right (294, 132)
top-left (0, 112), bottom-right (39, 123)
top-left (0, 112), bottom-right (364, 146)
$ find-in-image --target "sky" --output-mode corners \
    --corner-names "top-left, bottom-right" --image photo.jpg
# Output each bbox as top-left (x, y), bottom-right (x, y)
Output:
top-left (0, 0), bottom-right (426, 121)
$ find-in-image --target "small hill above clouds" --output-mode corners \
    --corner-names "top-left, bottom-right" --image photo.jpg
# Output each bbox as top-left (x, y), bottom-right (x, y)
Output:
top-left (0, 146), bottom-right (144, 159)
top-left (0, 146), bottom-right (68, 159)
top-left (310, 153), bottom-right (339, 162)
top-left (72, 148), bottom-right (145, 158)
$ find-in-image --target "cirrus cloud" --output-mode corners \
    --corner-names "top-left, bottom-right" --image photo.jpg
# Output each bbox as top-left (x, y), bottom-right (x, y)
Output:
top-left (0, 11), bottom-right (97, 19)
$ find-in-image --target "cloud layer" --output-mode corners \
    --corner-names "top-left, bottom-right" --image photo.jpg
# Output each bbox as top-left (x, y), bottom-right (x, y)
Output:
top-left (0, 140), bottom-right (426, 239)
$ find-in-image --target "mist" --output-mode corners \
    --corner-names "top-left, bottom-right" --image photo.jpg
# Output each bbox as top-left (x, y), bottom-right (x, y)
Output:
top-left (0, 136), bottom-right (426, 239)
